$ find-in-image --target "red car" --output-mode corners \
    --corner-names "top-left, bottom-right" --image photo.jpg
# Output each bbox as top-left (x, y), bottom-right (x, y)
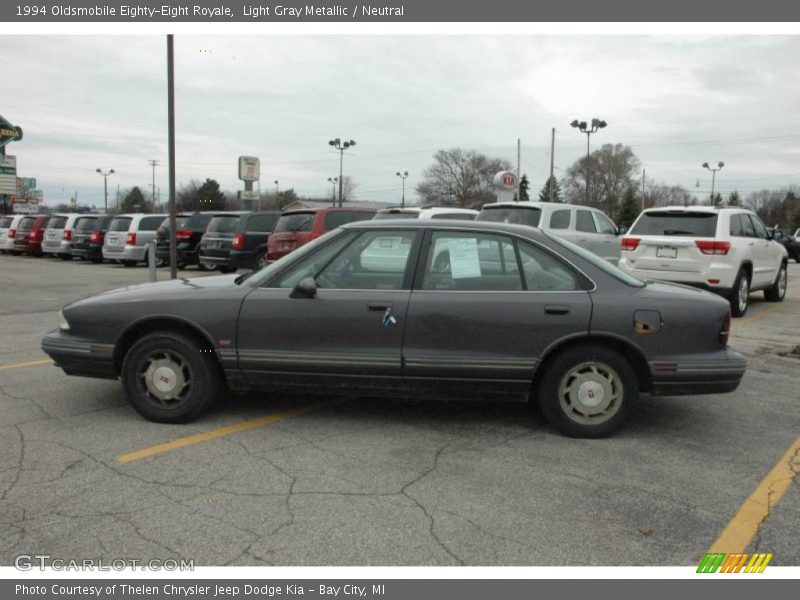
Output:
top-left (266, 207), bottom-right (376, 263)
top-left (13, 215), bottom-right (51, 256)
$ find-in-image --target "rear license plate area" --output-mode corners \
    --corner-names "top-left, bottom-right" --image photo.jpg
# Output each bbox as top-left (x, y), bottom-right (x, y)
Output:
top-left (656, 246), bottom-right (677, 259)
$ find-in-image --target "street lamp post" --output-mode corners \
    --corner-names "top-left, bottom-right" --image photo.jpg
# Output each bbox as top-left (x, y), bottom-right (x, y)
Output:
top-left (570, 118), bottom-right (607, 204)
top-left (328, 138), bottom-right (355, 207)
top-left (274, 180), bottom-right (279, 196)
top-left (96, 168), bottom-right (115, 213)
top-left (327, 177), bottom-right (338, 207)
top-left (702, 161), bottom-right (725, 205)
top-left (396, 171), bottom-right (408, 207)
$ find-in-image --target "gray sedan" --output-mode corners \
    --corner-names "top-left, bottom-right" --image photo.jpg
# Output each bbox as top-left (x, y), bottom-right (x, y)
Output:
top-left (41, 220), bottom-right (746, 438)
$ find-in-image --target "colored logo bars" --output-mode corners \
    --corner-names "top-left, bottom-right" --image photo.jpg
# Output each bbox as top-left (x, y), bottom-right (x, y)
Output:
top-left (697, 552), bottom-right (773, 573)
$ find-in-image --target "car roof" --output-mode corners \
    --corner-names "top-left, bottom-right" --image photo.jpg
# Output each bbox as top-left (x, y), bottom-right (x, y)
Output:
top-left (482, 201), bottom-right (591, 210)
top-left (641, 205), bottom-right (751, 214)
top-left (281, 207), bottom-right (377, 215)
top-left (377, 207), bottom-right (478, 214)
top-left (342, 217), bottom-right (547, 238)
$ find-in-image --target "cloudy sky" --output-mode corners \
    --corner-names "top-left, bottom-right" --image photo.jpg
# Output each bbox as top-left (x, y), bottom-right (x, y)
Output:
top-left (2, 34), bottom-right (800, 207)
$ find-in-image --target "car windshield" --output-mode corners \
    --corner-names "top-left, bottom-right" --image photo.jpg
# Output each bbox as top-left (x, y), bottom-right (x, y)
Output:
top-left (108, 217), bottom-right (132, 232)
top-left (631, 212), bottom-right (718, 237)
top-left (47, 216), bottom-right (68, 229)
top-left (206, 215), bottom-right (241, 233)
top-left (545, 232), bottom-right (645, 288)
top-left (477, 207), bottom-right (542, 227)
top-left (274, 213), bottom-right (314, 233)
top-left (75, 217), bottom-right (98, 231)
top-left (374, 211), bottom-right (419, 220)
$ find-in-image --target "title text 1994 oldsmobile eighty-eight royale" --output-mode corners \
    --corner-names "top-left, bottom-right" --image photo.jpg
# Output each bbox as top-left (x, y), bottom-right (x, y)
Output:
top-left (42, 220), bottom-right (746, 437)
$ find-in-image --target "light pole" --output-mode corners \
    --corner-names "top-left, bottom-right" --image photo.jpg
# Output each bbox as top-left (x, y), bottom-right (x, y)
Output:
top-left (570, 118), bottom-right (607, 204)
top-left (327, 177), bottom-right (338, 207)
top-left (148, 159), bottom-right (159, 210)
top-left (96, 168), bottom-right (115, 213)
top-left (274, 180), bottom-right (279, 196)
top-left (702, 161), bottom-right (724, 205)
top-left (328, 137), bottom-right (355, 207)
top-left (396, 171), bottom-right (408, 207)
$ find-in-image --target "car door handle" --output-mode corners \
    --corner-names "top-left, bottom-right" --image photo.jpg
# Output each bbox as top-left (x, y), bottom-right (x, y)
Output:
top-left (545, 305), bottom-right (570, 315)
top-left (368, 303), bottom-right (392, 312)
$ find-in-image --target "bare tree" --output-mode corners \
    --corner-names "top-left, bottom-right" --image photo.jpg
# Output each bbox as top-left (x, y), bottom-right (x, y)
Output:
top-left (416, 148), bottom-right (512, 208)
top-left (645, 183), bottom-right (696, 208)
top-left (563, 143), bottom-right (640, 215)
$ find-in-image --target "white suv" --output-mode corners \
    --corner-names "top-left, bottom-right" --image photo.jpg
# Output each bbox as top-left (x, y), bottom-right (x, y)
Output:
top-left (619, 206), bottom-right (788, 316)
top-left (373, 206), bottom-right (478, 220)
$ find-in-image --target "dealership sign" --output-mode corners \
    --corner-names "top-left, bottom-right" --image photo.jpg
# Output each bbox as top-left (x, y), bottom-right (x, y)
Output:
top-left (493, 171), bottom-right (518, 191)
top-left (238, 156), bottom-right (260, 182)
top-left (0, 114), bottom-right (22, 148)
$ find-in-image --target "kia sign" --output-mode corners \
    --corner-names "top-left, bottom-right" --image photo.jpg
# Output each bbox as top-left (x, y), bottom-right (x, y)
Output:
top-left (493, 171), bottom-right (518, 191)
top-left (238, 156), bottom-right (260, 182)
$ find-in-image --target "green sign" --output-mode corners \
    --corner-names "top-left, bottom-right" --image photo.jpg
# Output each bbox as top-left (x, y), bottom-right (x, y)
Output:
top-left (0, 114), bottom-right (22, 148)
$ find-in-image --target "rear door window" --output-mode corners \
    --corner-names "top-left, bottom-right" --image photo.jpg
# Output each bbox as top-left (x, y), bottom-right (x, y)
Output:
top-left (749, 215), bottom-right (769, 239)
top-left (575, 210), bottom-right (597, 233)
top-left (739, 214), bottom-right (756, 237)
top-left (630, 212), bottom-right (718, 237)
top-left (730, 214), bottom-right (743, 237)
top-left (549, 209), bottom-right (571, 230)
top-left (592, 212), bottom-right (617, 234)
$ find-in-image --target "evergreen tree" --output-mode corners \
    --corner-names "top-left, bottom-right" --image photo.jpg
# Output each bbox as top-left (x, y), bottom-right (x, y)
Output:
top-left (120, 186), bottom-right (150, 213)
top-left (538, 175), bottom-right (562, 202)
top-left (615, 187), bottom-right (640, 228)
top-left (728, 190), bottom-right (741, 206)
top-left (519, 174), bottom-right (530, 202)
top-left (712, 193), bottom-right (724, 207)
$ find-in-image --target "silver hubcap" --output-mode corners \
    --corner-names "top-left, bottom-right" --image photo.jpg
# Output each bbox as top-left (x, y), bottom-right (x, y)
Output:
top-left (778, 268), bottom-right (787, 297)
top-left (139, 351), bottom-right (191, 406)
top-left (738, 276), bottom-right (749, 313)
top-left (558, 361), bottom-right (623, 425)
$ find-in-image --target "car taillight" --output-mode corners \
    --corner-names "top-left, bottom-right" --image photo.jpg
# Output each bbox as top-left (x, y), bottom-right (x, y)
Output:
top-left (232, 233), bottom-right (244, 250)
top-left (621, 237), bottom-right (640, 251)
top-left (126, 232), bottom-right (136, 245)
top-left (175, 229), bottom-right (192, 240)
top-left (32, 229), bottom-right (43, 241)
top-left (63, 230), bottom-right (72, 241)
top-left (695, 240), bottom-right (731, 255)
top-left (720, 311), bottom-right (731, 345)
top-left (90, 230), bottom-right (102, 243)
top-left (8, 229), bottom-right (15, 238)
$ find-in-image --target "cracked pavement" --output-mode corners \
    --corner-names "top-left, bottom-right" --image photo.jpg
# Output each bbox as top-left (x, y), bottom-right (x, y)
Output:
top-left (0, 254), bottom-right (798, 566)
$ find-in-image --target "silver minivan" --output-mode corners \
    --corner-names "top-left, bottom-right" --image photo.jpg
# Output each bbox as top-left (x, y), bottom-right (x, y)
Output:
top-left (477, 201), bottom-right (623, 265)
top-left (42, 213), bottom-right (83, 259)
top-left (102, 213), bottom-right (167, 266)
top-left (0, 214), bottom-right (25, 254)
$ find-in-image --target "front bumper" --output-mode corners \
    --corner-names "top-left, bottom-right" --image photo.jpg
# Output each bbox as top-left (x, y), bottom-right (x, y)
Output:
top-left (648, 349), bottom-right (747, 396)
top-left (41, 330), bottom-right (117, 380)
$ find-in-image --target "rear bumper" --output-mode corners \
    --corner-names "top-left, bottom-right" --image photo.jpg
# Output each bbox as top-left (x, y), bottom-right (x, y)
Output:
top-left (70, 244), bottom-right (103, 259)
top-left (41, 330), bottom-right (117, 380)
top-left (103, 245), bottom-right (146, 261)
top-left (155, 243), bottom-right (197, 263)
top-left (618, 260), bottom-right (738, 291)
top-left (648, 349), bottom-right (747, 396)
top-left (199, 250), bottom-right (252, 269)
top-left (42, 239), bottom-right (69, 254)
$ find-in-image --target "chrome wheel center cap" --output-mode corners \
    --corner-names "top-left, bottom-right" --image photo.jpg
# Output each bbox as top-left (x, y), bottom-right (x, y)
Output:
top-left (153, 366), bottom-right (178, 393)
top-left (144, 358), bottom-right (186, 401)
top-left (577, 380), bottom-right (605, 407)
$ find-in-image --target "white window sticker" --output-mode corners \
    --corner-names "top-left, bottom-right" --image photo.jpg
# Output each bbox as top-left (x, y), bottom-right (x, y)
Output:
top-left (448, 237), bottom-right (482, 279)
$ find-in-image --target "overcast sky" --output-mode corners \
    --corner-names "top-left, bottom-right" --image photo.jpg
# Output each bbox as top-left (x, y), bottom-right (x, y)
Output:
top-left (2, 34), bottom-right (800, 207)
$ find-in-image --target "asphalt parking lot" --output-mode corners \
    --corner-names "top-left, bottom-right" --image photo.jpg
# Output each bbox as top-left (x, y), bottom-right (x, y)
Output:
top-left (0, 253), bottom-right (798, 567)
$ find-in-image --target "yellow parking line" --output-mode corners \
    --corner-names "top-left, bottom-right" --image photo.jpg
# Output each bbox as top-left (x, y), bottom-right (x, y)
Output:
top-left (116, 398), bottom-right (346, 465)
top-left (0, 358), bottom-right (53, 371)
top-left (708, 436), bottom-right (800, 553)
top-left (734, 303), bottom-right (786, 329)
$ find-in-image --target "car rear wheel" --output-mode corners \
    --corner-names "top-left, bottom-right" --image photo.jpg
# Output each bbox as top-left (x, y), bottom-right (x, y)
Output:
top-left (255, 250), bottom-right (268, 269)
top-left (59, 253), bottom-right (71, 260)
top-left (121, 331), bottom-right (221, 423)
top-left (218, 266), bottom-right (236, 274)
top-left (197, 263), bottom-right (216, 271)
top-left (537, 344), bottom-right (637, 438)
top-left (729, 269), bottom-right (750, 317)
top-left (122, 260), bottom-right (137, 267)
top-left (764, 263), bottom-right (787, 302)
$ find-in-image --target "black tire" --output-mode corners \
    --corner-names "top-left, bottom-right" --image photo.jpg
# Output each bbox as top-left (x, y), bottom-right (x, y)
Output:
top-left (728, 269), bottom-right (750, 317)
top-left (121, 331), bottom-right (221, 423)
top-left (9, 250), bottom-right (21, 256)
top-left (122, 260), bottom-right (137, 267)
top-left (218, 266), bottom-right (236, 274)
top-left (537, 344), bottom-right (638, 438)
top-left (90, 257), bottom-right (102, 264)
top-left (764, 262), bottom-right (787, 302)
top-left (59, 253), bottom-right (71, 260)
top-left (197, 262), bottom-right (216, 272)
top-left (253, 250), bottom-right (266, 270)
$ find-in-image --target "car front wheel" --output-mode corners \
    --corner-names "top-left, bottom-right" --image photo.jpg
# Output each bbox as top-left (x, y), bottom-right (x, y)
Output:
top-left (121, 331), bottom-right (221, 423)
top-left (764, 262), bottom-right (787, 302)
top-left (537, 344), bottom-right (637, 438)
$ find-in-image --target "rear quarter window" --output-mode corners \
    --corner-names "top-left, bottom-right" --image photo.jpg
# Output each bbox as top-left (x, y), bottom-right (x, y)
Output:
top-left (549, 209), bottom-right (571, 230)
top-left (476, 207), bottom-right (542, 227)
top-left (139, 216), bottom-right (165, 231)
top-left (630, 212), bottom-right (718, 237)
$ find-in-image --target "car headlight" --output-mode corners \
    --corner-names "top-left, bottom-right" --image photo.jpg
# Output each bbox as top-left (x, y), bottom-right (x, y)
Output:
top-left (58, 310), bottom-right (70, 332)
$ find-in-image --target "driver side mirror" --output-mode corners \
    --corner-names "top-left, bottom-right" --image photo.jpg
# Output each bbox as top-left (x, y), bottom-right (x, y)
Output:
top-left (617, 226), bottom-right (628, 236)
top-left (290, 276), bottom-right (317, 299)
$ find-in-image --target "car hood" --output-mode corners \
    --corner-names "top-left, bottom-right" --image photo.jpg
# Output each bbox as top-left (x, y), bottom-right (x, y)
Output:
top-left (67, 274), bottom-right (241, 307)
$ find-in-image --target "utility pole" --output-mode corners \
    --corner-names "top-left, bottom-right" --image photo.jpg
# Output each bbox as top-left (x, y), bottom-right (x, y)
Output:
top-left (549, 128), bottom-right (555, 203)
top-left (516, 138), bottom-right (521, 202)
top-left (641, 169), bottom-right (646, 211)
top-left (148, 159), bottom-right (159, 209)
top-left (167, 34), bottom-right (177, 280)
